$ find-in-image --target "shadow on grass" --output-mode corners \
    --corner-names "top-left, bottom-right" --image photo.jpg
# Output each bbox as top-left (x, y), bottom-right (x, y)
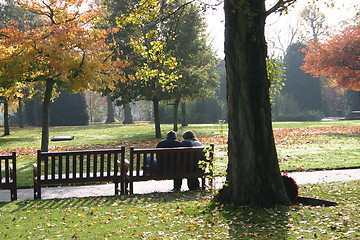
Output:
top-left (0, 136), bottom-right (38, 146)
top-left (0, 191), bottom-right (294, 238)
top-left (16, 163), bottom-right (35, 188)
top-left (11, 191), bottom-right (206, 211)
top-left (208, 202), bottom-right (290, 239)
top-left (0, 188), bottom-right (294, 239)
top-left (325, 132), bottom-right (360, 138)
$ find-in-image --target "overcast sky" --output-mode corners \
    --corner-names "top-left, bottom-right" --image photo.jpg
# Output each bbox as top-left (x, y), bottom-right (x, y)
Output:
top-left (205, 0), bottom-right (358, 58)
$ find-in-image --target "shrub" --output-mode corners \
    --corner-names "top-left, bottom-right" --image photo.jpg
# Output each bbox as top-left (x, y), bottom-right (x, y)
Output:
top-left (276, 110), bottom-right (323, 121)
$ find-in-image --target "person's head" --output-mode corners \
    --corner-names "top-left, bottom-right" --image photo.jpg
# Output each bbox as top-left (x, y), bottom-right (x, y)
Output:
top-left (182, 130), bottom-right (196, 140)
top-left (166, 131), bottom-right (177, 140)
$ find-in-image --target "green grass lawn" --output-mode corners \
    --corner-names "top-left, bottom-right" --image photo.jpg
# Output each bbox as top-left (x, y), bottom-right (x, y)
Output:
top-left (1, 121), bottom-right (360, 187)
top-left (0, 180), bottom-right (359, 239)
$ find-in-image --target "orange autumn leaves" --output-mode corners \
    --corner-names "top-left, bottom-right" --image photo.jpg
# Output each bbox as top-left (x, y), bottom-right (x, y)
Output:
top-left (1, 126), bottom-right (359, 156)
top-left (0, 0), bottom-right (127, 92)
top-left (302, 25), bottom-right (360, 91)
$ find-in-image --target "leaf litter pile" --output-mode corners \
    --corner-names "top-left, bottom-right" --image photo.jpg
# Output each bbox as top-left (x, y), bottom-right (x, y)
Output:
top-left (1, 126), bottom-right (358, 155)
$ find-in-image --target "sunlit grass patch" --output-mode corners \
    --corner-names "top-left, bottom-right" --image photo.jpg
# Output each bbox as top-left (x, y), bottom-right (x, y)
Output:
top-left (1, 121), bottom-right (360, 187)
top-left (0, 181), bottom-right (359, 239)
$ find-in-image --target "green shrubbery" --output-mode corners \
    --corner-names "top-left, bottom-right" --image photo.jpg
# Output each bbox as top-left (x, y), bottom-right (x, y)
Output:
top-left (276, 110), bottom-right (324, 122)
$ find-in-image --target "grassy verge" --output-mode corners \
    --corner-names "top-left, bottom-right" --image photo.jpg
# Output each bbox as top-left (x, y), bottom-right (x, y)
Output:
top-left (1, 121), bottom-right (359, 187)
top-left (0, 180), bottom-right (359, 239)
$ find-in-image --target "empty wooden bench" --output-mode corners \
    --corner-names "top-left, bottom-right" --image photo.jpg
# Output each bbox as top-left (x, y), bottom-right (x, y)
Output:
top-left (34, 148), bottom-right (126, 199)
top-left (125, 144), bottom-right (214, 194)
top-left (0, 152), bottom-right (17, 201)
top-left (350, 111), bottom-right (360, 120)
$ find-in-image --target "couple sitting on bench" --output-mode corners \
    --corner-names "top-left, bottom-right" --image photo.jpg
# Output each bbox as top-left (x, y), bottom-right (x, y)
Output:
top-left (156, 130), bottom-right (202, 191)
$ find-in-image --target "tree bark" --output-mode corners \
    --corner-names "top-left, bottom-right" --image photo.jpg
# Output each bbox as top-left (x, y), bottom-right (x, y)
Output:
top-left (41, 79), bottom-right (55, 152)
top-left (173, 99), bottom-right (180, 132)
top-left (2, 97), bottom-right (10, 136)
top-left (18, 97), bottom-right (23, 128)
top-left (153, 97), bottom-right (162, 138)
top-left (106, 95), bottom-right (115, 123)
top-left (217, 0), bottom-right (289, 207)
top-left (123, 103), bottom-right (133, 124)
top-left (181, 102), bottom-right (188, 127)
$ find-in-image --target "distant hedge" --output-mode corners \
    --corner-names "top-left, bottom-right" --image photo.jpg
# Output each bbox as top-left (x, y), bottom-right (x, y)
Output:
top-left (23, 90), bottom-right (89, 126)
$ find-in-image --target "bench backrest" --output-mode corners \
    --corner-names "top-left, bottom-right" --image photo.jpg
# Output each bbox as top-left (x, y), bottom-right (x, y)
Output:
top-left (128, 145), bottom-right (213, 179)
top-left (0, 152), bottom-right (16, 186)
top-left (36, 148), bottom-right (125, 184)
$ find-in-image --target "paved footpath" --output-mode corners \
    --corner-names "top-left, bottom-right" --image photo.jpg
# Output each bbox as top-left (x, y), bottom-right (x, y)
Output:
top-left (1, 168), bottom-right (359, 202)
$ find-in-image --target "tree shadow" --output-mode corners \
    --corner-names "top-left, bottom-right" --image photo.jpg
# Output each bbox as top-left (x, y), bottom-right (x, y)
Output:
top-left (325, 132), bottom-right (360, 138)
top-left (0, 136), bottom-right (37, 146)
top-left (10, 190), bottom-right (205, 212)
top-left (207, 202), bottom-right (291, 239)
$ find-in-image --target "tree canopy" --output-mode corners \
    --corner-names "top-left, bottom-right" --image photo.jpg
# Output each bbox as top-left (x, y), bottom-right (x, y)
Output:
top-left (283, 43), bottom-right (323, 112)
top-left (106, 0), bottom-right (218, 137)
top-left (0, 0), bottom-right (127, 150)
top-left (302, 24), bottom-right (360, 91)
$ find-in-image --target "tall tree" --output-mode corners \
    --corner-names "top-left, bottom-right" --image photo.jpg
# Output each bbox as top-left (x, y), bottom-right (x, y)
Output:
top-left (216, 0), bottom-right (298, 207)
top-left (109, 0), bottom-right (217, 137)
top-left (299, 4), bottom-right (329, 44)
top-left (166, 1), bottom-right (219, 132)
top-left (0, 96), bottom-right (10, 136)
top-left (84, 91), bottom-right (107, 123)
top-left (302, 24), bottom-right (360, 91)
top-left (283, 43), bottom-right (323, 112)
top-left (0, 79), bottom-right (27, 135)
top-left (105, 0), bottom-right (179, 137)
top-left (50, 90), bottom-right (89, 126)
top-left (105, 95), bottom-right (115, 123)
top-left (122, 103), bottom-right (133, 124)
top-left (0, 0), bottom-right (126, 151)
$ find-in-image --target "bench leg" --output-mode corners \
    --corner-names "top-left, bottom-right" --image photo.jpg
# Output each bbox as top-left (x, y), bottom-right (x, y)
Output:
top-left (114, 182), bottom-right (119, 195)
top-left (11, 187), bottom-right (17, 201)
top-left (129, 180), bottom-right (133, 195)
top-left (34, 183), bottom-right (41, 199)
top-left (120, 178), bottom-right (125, 195)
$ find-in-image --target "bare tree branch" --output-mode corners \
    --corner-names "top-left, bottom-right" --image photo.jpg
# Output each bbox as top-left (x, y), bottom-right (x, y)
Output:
top-left (266, 0), bottom-right (297, 17)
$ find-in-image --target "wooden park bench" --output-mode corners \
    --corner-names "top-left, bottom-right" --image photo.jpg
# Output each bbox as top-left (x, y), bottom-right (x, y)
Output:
top-left (33, 148), bottom-right (126, 199)
top-left (125, 144), bottom-right (214, 194)
top-left (350, 111), bottom-right (360, 120)
top-left (0, 152), bottom-right (17, 201)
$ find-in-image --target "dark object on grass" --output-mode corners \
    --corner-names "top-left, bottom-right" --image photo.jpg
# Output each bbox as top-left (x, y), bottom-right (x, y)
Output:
top-left (282, 175), bottom-right (337, 207)
top-left (297, 196), bottom-right (337, 206)
top-left (51, 135), bottom-right (74, 141)
top-left (282, 175), bottom-right (299, 203)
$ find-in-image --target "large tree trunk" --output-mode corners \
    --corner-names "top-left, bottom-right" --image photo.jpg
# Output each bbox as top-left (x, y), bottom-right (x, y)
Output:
top-left (106, 95), bottom-right (115, 123)
top-left (18, 98), bottom-right (23, 128)
top-left (41, 79), bottom-right (55, 152)
top-left (181, 102), bottom-right (188, 127)
top-left (123, 103), bottom-right (133, 124)
top-left (173, 99), bottom-right (180, 132)
top-left (2, 97), bottom-right (10, 136)
top-left (153, 98), bottom-right (162, 138)
top-left (217, 0), bottom-right (289, 207)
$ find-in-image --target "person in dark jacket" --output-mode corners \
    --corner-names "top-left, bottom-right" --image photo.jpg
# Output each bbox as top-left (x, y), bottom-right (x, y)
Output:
top-left (181, 130), bottom-right (202, 191)
top-left (156, 131), bottom-right (182, 191)
top-left (156, 131), bottom-right (182, 148)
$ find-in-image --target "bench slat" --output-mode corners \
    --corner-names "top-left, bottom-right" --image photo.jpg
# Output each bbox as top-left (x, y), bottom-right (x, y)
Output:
top-left (34, 148), bottom-right (125, 199)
